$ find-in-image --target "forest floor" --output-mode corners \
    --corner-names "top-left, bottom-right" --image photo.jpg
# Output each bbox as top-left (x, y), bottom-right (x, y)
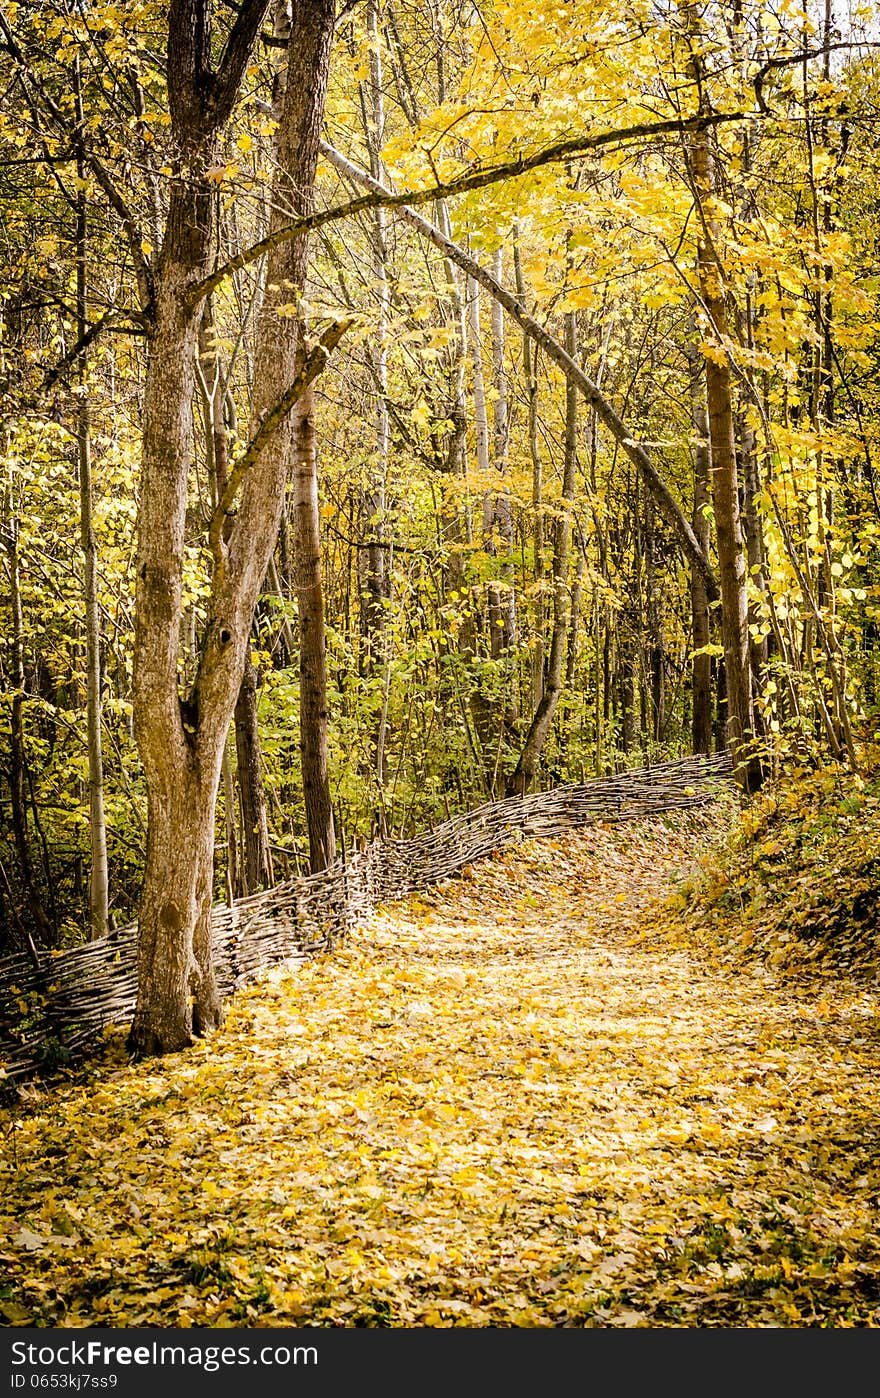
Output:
top-left (2, 803), bottom-right (880, 1328)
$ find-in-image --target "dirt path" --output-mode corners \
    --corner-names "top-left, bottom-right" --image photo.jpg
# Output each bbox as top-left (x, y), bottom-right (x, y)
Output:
top-left (2, 811), bottom-right (879, 1327)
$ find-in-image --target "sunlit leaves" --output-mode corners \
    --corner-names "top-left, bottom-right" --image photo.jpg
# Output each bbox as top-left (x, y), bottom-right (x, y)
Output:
top-left (4, 810), bottom-right (880, 1326)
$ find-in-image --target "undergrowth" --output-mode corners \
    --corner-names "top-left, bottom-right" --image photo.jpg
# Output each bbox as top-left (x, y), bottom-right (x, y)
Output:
top-left (668, 746), bottom-right (880, 978)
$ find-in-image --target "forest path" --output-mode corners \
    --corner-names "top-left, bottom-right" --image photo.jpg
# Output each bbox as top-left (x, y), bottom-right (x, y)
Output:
top-left (3, 809), bottom-right (880, 1327)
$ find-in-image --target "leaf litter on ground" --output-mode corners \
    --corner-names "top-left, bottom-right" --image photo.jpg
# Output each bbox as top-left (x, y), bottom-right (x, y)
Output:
top-left (2, 805), bottom-right (880, 1328)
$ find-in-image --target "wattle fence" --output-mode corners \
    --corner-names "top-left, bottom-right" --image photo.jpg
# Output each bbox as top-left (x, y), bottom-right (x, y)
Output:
top-left (0, 753), bottom-right (732, 1087)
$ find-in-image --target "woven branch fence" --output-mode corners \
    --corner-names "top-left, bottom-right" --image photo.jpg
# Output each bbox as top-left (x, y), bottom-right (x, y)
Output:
top-left (0, 752), bottom-right (732, 1087)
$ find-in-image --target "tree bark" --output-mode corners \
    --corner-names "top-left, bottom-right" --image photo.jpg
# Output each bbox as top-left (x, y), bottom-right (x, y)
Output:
top-left (244, 0), bottom-right (338, 874)
top-left (130, 0), bottom-right (336, 1056)
top-left (199, 296), bottom-right (275, 897)
top-left (679, 0), bottom-right (760, 788)
top-left (292, 385), bottom-right (336, 872)
top-left (685, 342), bottom-right (713, 755)
top-left (131, 149), bottom-right (227, 1049)
top-left (507, 310), bottom-right (579, 794)
top-left (133, 770), bottom-right (219, 1053)
top-left (689, 128), bottom-right (758, 787)
top-left (74, 79), bottom-right (109, 940)
top-left (466, 274), bottom-right (502, 780)
top-left (234, 650), bottom-right (274, 892)
top-left (489, 247), bottom-right (517, 668)
top-left (358, 0), bottom-right (391, 783)
top-left (643, 495), bottom-right (664, 745)
top-left (513, 236), bottom-right (545, 709)
top-left (738, 407), bottom-right (769, 691)
top-left (2, 524), bottom-right (54, 947)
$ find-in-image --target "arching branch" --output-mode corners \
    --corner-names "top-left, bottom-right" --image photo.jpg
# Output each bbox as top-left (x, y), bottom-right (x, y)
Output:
top-left (320, 142), bottom-right (720, 603)
top-left (188, 108), bottom-right (755, 311)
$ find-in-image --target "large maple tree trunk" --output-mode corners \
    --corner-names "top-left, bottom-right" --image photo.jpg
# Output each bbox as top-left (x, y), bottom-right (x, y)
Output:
top-left (130, 767), bottom-right (220, 1053)
top-left (130, 0), bottom-right (336, 1055)
top-left (132, 258), bottom-right (230, 1052)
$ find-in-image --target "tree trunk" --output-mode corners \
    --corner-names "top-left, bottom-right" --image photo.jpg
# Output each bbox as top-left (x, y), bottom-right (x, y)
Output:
top-left (130, 0), bottom-right (335, 1056)
top-left (507, 310), bottom-right (578, 794)
top-left (133, 265), bottom-right (228, 1051)
top-left (689, 128), bottom-right (758, 787)
top-left (292, 385), bottom-right (336, 872)
top-left (466, 273), bottom-right (501, 778)
top-left (619, 627), bottom-right (636, 758)
top-left (738, 407), bottom-right (769, 693)
top-left (704, 341), bottom-right (753, 771)
top-left (513, 236), bottom-right (545, 710)
top-left (359, 0), bottom-right (391, 783)
top-left (489, 247), bottom-right (517, 669)
top-left (685, 342), bottom-right (713, 755)
top-left (643, 495), bottom-right (664, 745)
top-left (3, 524), bottom-right (54, 947)
top-left (221, 743), bottom-right (239, 903)
top-left (200, 297), bottom-right (275, 897)
top-left (130, 770), bottom-right (218, 1054)
top-left (234, 650), bottom-right (274, 892)
top-left (75, 109), bottom-right (109, 940)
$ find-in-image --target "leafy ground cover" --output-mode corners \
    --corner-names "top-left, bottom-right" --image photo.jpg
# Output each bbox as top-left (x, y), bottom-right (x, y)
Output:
top-left (660, 760), bottom-right (880, 979)
top-left (2, 805), bottom-right (880, 1327)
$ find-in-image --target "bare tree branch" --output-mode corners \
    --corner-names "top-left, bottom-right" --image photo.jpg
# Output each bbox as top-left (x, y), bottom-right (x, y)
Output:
top-left (753, 41), bottom-right (880, 114)
top-left (43, 311), bottom-right (147, 393)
